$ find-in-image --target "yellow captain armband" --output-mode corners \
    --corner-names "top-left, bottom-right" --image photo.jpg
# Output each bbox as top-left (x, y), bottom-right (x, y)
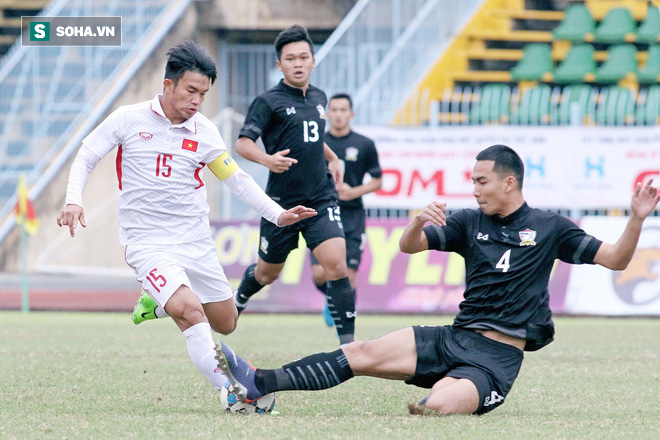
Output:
top-left (208, 151), bottom-right (239, 181)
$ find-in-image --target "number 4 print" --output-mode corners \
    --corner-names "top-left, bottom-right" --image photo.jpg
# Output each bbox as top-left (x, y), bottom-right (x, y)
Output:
top-left (496, 250), bottom-right (511, 272)
top-left (146, 268), bottom-right (167, 292)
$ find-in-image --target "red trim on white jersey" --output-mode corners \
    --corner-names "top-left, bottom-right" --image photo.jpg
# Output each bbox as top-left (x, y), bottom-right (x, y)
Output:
top-left (116, 144), bottom-right (123, 190)
top-left (194, 163), bottom-right (206, 189)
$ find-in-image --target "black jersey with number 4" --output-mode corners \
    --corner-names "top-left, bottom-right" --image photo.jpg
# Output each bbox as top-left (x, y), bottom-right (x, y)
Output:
top-left (423, 203), bottom-right (603, 351)
top-left (326, 131), bottom-right (382, 209)
top-left (239, 80), bottom-right (336, 209)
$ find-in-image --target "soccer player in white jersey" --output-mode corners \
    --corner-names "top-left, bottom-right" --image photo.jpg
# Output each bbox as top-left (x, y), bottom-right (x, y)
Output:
top-left (56, 41), bottom-right (316, 397)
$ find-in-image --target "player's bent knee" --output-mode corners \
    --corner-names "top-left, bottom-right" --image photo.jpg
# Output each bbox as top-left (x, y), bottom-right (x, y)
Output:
top-left (323, 261), bottom-right (348, 280)
top-left (210, 317), bottom-right (237, 335)
top-left (255, 269), bottom-right (280, 285)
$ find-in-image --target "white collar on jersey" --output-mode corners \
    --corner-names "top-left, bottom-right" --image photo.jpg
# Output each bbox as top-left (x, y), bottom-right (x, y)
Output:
top-left (150, 94), bottom-right (197, 134)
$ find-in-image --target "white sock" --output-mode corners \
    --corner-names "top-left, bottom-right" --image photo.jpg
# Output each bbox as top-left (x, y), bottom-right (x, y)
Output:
top-left (154, 306), bottom-right (168, 318)
top-left (183, 322), bottom-right (227, 392)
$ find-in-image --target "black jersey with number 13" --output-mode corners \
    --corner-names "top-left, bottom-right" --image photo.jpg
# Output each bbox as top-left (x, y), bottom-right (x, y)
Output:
top-left (239, 80), bottom-right (337, 209)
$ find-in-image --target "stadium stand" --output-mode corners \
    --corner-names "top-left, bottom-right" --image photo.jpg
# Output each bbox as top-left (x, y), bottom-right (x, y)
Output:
top-left (394, 0), bottom-right (660, 126)
top-left (0, 0), bottom-right (49, 56)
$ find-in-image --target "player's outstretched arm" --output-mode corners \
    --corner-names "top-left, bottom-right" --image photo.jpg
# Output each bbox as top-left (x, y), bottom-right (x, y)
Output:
top-left (235, 137), bottom-right (297, 173)
top-left (277, 205), bottom-right (317, 226)
top-left (399, 201), bottom-right (447, 254)
top-left (593, 179), bottom-right (660, 270)
top-left (56, 204), bottom-right (86, 238)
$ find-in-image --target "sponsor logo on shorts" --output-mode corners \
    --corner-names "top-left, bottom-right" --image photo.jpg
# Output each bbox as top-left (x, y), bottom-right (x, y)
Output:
top-left (260, 237), bottom-right (269, 254)
top-left (483, 391), bottom-right (504, 407)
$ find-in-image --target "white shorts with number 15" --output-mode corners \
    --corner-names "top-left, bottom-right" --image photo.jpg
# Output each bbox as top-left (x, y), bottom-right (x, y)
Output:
top-left (125, 237), bottom-right (233, 308)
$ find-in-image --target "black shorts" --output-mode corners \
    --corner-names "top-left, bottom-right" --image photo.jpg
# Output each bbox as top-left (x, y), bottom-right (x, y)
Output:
top-left (258, 202), bottom-right (345, 264)
top-left (406, 325), bottom-right (524, 415)
top-left (310, 206), bottom-right (366, 270)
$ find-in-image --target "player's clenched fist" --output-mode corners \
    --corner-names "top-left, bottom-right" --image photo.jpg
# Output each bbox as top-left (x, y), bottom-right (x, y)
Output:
top-left (417, 201), bottom-right (447, 226)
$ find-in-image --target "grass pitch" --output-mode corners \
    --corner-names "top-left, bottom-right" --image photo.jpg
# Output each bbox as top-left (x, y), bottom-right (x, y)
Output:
top-left (0, 312), bottom-right (658, 439)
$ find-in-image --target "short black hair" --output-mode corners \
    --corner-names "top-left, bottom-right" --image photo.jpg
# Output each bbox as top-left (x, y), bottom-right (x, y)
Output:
top-left (274, 25), bottom-right (314, 60)
top-left (329, 93), bottom-right (353, 109)
top-left (476, 144), bottom-right (525, 189)
top-left (165, 41), bottom-right (217, 85)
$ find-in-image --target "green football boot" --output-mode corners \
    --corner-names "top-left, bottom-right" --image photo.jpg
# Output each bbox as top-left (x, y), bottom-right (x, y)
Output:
top-left (132, 290), bottom-right (158, 325)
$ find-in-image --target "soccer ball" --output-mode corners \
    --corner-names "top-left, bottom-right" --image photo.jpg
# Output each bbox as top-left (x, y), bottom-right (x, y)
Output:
top-left (219, 381), bottom-right (275, 415)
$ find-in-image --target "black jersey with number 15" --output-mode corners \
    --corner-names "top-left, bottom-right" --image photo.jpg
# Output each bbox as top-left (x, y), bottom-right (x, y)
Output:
top-left (239, 80), bottom-right (337, 209)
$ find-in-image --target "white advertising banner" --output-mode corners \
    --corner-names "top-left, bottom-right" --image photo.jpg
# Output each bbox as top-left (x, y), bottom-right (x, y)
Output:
top-left (358, 126), bottom-right (660, 210)
top-left (565, 216), bottom-right (660, 315)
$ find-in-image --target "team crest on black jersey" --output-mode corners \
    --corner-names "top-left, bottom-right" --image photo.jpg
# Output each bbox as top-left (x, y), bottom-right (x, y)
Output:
top-left (316, 104), bottom-right (326, 119)
top-left (345, 147), bottom-right (359, 161)
top-left (519, 228), bottom-right (537, 246)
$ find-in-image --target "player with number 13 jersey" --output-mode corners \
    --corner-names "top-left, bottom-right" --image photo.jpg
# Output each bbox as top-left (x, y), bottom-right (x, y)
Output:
top-left (233, 25), bottom-right (357, 346)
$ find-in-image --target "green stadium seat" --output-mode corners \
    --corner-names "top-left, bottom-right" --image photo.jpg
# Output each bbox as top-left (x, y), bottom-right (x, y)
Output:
top-left (636, 5), bottom-right (660, 44)
top-left (594, 8), bottom-right (637, 43)
top-left (559, 84), bottom-right (594, 124)
top-left (511, 44), bottom-right (553, 81)
top-left (469, 83), bottom-right (511, 124)
top-left (553, 4), bottom-right (596, 42)
top-left (643, 85), bottom-right (660, 125)
top-left (513, 85), bottom-right (551, 125)
top-left (595, 44), bottom-right (638, 83)
top-left (553, 44), bottom-right (596, 84)
top-left (638, 45), bottom-right (660, 84)
top-left (596, 86), bottom-right (635, 125)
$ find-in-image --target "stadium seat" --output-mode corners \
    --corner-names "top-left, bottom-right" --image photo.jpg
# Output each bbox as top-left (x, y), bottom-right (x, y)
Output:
top-left (596, 86), bottom-right (635, 125)
top-left (513, 84), bottom-right (551, 125)
top-left (553, 44), bottom-right (596, 84)
top-left (641, 85), bottom-right (660, 125)
top-left (638, 45), bottom-right (660, 84)
top-left (637, 6), bottom-right (660, 44)
top-left (558, 84), bottom-right (594, 125)
top-left (469, 83), bottom-right (511, 124)
top-left (510, 44), bottom-right (553, 81)
top-left (594, 44), bottom-right (638, 83)
top-left (553, 4), bottom-right (596, 42)
top-left (594, 8), bottom-right (637, 43)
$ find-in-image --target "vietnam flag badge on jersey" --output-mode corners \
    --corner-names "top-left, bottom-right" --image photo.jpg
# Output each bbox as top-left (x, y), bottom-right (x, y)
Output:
top-left (182, 139), bottom-right (198, 152)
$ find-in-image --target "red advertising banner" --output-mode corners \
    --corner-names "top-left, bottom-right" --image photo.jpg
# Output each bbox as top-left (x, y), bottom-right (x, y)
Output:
top-left (211, 219), bottom-right (572, 314)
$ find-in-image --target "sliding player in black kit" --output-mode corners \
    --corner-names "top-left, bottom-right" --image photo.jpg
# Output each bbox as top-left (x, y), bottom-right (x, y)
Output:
top-left (233, 25), bottom-right (357, 345)
top-left (217, 144), bottom-right (660, 415)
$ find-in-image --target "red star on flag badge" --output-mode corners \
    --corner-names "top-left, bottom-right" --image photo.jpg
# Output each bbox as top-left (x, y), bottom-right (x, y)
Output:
top-left (182, 139), bottom-right (198, 152)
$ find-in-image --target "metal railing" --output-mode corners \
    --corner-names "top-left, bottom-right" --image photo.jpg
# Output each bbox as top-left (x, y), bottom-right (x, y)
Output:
top-left (312, 0), bottom-right (482, 125)
top-left (0, 0), bottom-right (192, 242)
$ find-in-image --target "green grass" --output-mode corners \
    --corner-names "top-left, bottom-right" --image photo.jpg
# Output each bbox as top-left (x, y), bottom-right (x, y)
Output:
top-left (0, 312), bottom-right (658, 439)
